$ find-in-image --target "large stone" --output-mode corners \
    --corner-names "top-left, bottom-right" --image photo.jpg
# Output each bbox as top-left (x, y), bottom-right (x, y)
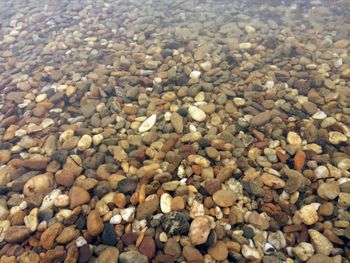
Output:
top-left (189, 216), bottom-right (211, 245)
top-left (87, 210), bottom-right (104, 236)
top-left (212, 190), bottom-right (237, 207)
top-left (119, 251), bottom-right (148, 263)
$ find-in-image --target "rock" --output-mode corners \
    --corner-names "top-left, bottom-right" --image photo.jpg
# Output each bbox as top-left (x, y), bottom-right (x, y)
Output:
top-left (190, 70), bottom-right (201, 79)
top-left (212, 190), bottom-right (237, 207)
top-left (23, 173), bottom-right (54, 197)
top-left (261, 173), bottom-right (285, 189)
top-left (170, 112), bottom-right (183, 133)
top-left (17, 251), bottom-right (41, 263)
top-left (250, 111), bottom-right (271, 126)
top-left (77, 135), bottom-right (92, 151)
top-left (317, 182), bottom-right (340, 200)
top-left (292, 242), bottom-right (314, 261)
top-left (328, 131), bottom-right (347, 144)
top-left (139, 236), bottom-right (156, 259)
top-left (0, 199), bottom-right (9, 220)
top-left (314, 166), bottom-right (329, 179)
top-left (0, 150), bottom-right (11, 164)
top-left (248, 211), bottom-right (270, 230)
top-left (121, 207), bottom-right (135, 222)
top-left (302, 102), bottom-right (318, 115)
top-left (308, 230), bottom-right (333, 255)
top-left (161, 212), bottom-right (190, 236)
top-left (287, 132), bottom-right (302, 145)
top-left (4, 226), bottom-right (30, 243)
top-left (69, 186), bottom-right (90, 209)
top-left (171, 196), bottom-right (185, 211)
top-left (119, 251), bottom-right (148, 263)
top-left (24, 208), bottom-right (39, 232)
top-left (338, 193), bottom-right (350, 207)
top-left (40, 222), bottom-right (64, 249)
top-left (56, 226), bottom-right (77, 244)
top-left (188, 106), bottom-right (206, 122)
top-left (189, 216), bottom-right (211, 245)
top-left (139, 114), bottom-right (157, 133)
top-left (96, 247), bottom-right (119, 263)
top-left (307, 254), bottom-right (334, 263)
top-left (136, 194), bottom-right (159, 219)
top-left (268, 231), bottom-right (286, 250)
top-left (117, 178), bottom-right (137, 195)
top-left (160, 193), bottom-right (172, 214)
top-left (101, 223), bottom-right (117, 246)
top-left (182, 246), bottom-right (204, 262)
top-left (241, 244), bottom-right (261, 260)
top-left (164, 237), bottom-right (181, 258)
top-left (294, 150), bottom-right (306, 171)
top-left (87, 210), bottom-right (104, 236)
top-left (298, 203), bottom-right (319, 225)
top-left (208, 241), bottom-right (228, 261)
top-left (9, 159), bottom-right (48, 170)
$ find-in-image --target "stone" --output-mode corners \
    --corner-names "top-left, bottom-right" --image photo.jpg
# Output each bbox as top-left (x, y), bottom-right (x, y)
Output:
top-left (96, 247), bottom-right (119, 263)
top-left (182, 246), bottom-right (204, 262)
top-left (338, 193), bottom-right (350, 207)
top-left (4, 226), bottom-right (30, 243)
top-left (56, 226), bottom-right (77, 244)
top-left (117, 178), bottom-right (137, 195)
top-left (250, 111), bottom-right (271, 126)
top-left (189, 216), bottom-right (211, 245)
top-left (139, 114), bottom-right (157, 133)
top-left (139, 236), bottom-right (156, 259)
top-left (161, 212), bottom-right (190, 236)
top-left (77, 135), bottom-right (92, 151)
top-left (87, 210), bottom-right (104, 236)
top-left (208, 241), bottom-right (228, 261)
top-left (119, 251), bottom-right (148, 263)
top-left (170, 112), bottom-right (183, 133)
top-left (0, 150), bottom-right (11, 164)
top-left (287, 132), bottom-right (302, 145)
top-left (248, 212), bottom-right (270, 230)
top-left (121, 207), bottom-right (135, 222)
top-left (101, 223), bottom-right (117, 246)
top-left (298, 203), bottom-right (319, 225)
top-left (294, 150), bottom-right (306, 171)
top-left (136, 194), bottom-right (159, 219)
top-left (188, 106), bottom-right (206, 122)
top-left (160, 193), bottom-right (172, 214)
top-left (40, 222), bottom-right (64, 249)
top-left (317, 182), bottom-right (340, 200)
top-left (241, 244), bottom-right (261, 260)
top-left (212, 190), bottom-right (237, 207)
top-left (308, 229), bottom-right (333, 255)
top-left (314, 166), bottom-right (329, 179)
top-left (164, 237), bottom-right (181, 258)
top-left (328, 131), bottom-right (347, 144)
top-left (292, 242), bottom-right (314, 261)
top-left (23, 173), bottom-right (54, 197)
top-left (69, 186), bottom-right (90, 209)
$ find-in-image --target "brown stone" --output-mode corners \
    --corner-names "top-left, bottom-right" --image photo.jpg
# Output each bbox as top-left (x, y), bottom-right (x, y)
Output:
top-left (4, 226), bottom-right (30, 243)
top-left (139, 236), bottom-right (156, 259)
top-left (87, 210), bottom-right (104, 236)
top-left (69, 186), bottom-right (90, 209)
top-left (40, 223), bottom-right (64, 250)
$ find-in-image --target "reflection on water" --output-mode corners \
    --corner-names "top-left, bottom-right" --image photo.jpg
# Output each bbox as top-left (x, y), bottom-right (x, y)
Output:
top-left (0, 0), bottom-right (349, 262)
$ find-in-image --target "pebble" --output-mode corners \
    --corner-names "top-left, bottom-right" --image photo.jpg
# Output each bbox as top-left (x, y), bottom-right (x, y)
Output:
top-left (139, 236), bottom-right (156, 259)
top-left (77, 134), bottom-right (92, 151)
top-left (208, 241), bottom-right (228, 261)
top-left (40, 222), bottom-right (64, 249)
top-left (328, 131), bottom-right (347, 144)
top-left (4, 226), bottom-right (30, 243)
top-left (308, 229), bottom-right (334, 255)
top-left (121, 207), bottom-right (135, 222)
top-left (287, 132), bottom-right (302, 145)
top-left (298, 203), bottom-right (320, 225)
top-left (292, 242), bottom-right (314, 261)
top-left (317, 182), bottom-right (340, 200)
top-left (96, 247), bottom-right (119, 263)
top-left (160, 193), bottom-right (172, 214)
top-left (189, 216), bottom-right (211, 245)
top-left (138, 114), bottom-right (157, 133)
top-left (250, 111), bottom-right (271, 126)
top-left (69, 186), bottom-right (90, 209)
top-left (171, 112), bottom-right (184, 133)
top-left (212, 190), bottom-right (237, 207)
top-left (241, 244), bottom-right (261, 260)
top-left (87, 210), bottom-right (104, 236)
top-left (119, 251), bottom-right (148, 263)
top-left (188, 106), bottom-right (206, 122)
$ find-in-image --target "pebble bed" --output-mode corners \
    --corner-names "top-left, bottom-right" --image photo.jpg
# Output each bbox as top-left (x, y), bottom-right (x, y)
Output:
top-left (0, 0), bottom-right (350, 262)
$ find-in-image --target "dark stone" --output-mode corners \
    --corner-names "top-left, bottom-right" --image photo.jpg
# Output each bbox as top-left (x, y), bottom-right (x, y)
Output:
top-left (51, 150), bottom-right (68, 163)
top-left (78, 244), bottom-right (91, 263)
top-left (83, 152), bottom-right (105, 169)
top-left (164, 42), bottom-right (182, 49)
top-left (93, 181), bottom-right (112, 198)
top-left (121, 232), bottom-right (138, 246)
top-left (76, 215), bottom-right (87, 230)
top-left (117, 178), bottom-right (138, 195)
top-left (161, 212), bottom-right (190, 236)
top-left (101, 223), bottom-right (117, 246)
top-left (242, 225), bottom-right (255, 239)
top-left (139, 236), bottom-right (156, 259)
top-left (38, 209), bottom-right (53, 221)
top-left (177, 107), bottom-right (188, 117)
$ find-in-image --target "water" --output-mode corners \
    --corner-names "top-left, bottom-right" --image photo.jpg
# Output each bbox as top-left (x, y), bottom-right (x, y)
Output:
top-left (0, 0), bottom-right (350, 262)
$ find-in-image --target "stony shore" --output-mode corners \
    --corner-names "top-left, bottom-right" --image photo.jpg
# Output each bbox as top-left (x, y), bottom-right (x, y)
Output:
top-left (0, 0), bottom-right (349, 262)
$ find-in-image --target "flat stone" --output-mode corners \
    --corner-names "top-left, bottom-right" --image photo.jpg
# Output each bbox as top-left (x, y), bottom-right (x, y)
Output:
top-left (212, 190), bottom-right (237, 207)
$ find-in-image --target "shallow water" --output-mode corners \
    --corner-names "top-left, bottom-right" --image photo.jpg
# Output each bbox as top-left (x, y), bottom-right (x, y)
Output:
top-left (0, 0), bottom-right (350, 262)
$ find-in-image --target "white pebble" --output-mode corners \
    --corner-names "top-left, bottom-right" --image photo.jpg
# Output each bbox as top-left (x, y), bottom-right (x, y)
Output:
top-left (110, 214), bottom-right (122, 224)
